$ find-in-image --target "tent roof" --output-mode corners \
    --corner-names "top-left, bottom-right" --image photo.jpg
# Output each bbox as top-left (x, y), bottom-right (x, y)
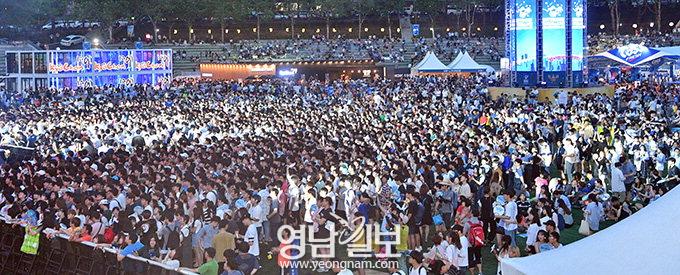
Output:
top-left (447, 52), bottom-right (464, 68)
top-left (449, 51), bottom-right (487, 72)
top-left (501, 186), bottom-right (680, 275)
top-left (413, 51), bottom-right (450, 72)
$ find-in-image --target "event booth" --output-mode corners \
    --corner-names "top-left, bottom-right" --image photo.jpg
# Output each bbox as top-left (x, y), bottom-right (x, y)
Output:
top-left (4, 49), bottom-right (173, 92)
top-left (411, 51), bottom-right (494, 75)
top-left (200, 60), bottom-right (390, 81)
top-left (589, 44), bottom-right (680, 82)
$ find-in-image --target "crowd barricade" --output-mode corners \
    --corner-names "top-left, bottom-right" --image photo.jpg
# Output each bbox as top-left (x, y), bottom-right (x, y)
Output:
top-left (0, 218), bottom-right (197, 275)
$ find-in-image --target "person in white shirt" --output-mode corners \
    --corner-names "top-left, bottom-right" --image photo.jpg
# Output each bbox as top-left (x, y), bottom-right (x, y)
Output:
top-left (242, 214), bottom-right (260, 257)
top-left (407, 250), bottom-right (427, 275)
top-left (453, 225), bottom-right (469, 273)
top-left (611, 162), bottom-right (626, 199)
top-left (248, 194), bottom-right (263, 231)
top-left (497, 189), bottom-right (518, 247)
top-left (525, 209), bottom-right (541, 254)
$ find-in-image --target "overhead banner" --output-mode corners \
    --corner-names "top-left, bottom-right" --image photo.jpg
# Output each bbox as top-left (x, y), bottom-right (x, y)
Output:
top-left (542, 0), bottom-right (566, 72)
top-left (571, 0), bottom-right (585, 71)
top-left (514, 0), bottom-right (537, 72)
top-left (608, 44), bottom-right (660, 66)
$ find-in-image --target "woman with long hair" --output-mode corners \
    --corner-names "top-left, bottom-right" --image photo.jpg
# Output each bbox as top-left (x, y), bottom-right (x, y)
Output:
top-left (493, 235), bottom-right (517, 275)
top-left (525, 209), bottom-right (542, 254)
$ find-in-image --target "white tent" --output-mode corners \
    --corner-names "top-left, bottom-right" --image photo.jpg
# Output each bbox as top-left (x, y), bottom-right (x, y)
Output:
top-left (411, 51), bottom-right (450, 74)
top-left (501, 186), bottom-right (680, 275)
top-left (448, 51), bottom-right (487, 73)
top-left (447, 51), bottom-right (464, 68)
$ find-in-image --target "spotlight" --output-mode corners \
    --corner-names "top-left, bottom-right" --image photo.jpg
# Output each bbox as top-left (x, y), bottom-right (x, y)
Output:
top-left (600, 24), bottom-right (605, 30)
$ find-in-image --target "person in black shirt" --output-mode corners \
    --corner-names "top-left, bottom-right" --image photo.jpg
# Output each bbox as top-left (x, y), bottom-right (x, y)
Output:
top-left (479, 186), bottom-right (496, 242)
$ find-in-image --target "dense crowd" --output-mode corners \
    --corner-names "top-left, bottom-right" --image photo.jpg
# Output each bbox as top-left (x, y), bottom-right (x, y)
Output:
top-left (1, 76), bottom-right (680, 275)
top-left (172, 37), bottom-right (407, 64)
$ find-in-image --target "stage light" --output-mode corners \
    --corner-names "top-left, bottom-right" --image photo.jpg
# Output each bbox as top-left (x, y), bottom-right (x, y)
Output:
top-left (316, 28), bottom-right (320, 33)
top-left (269, 28), bottom-right (273, 32)
top-left (189, 29), bottom-right (194, 34)
top-left (670, 22), bottom-right (676, 27)
top-left (301, 28), bottom-right (306, 33)
top-left (145, 34), bottom-right (152, 40)
top-left (476, 27), bottom-right (481, 32)
top-left (225, 29), bottom-right (229, 33)
top-left (285, 28), bottom-right (289, 32)
top-left (446, 28), bottom-right (450, 32)
top-left (600, 24), bottom-right (605, 29)
top-left (348, 28), bottom-right (352, 32)
top-left (494, 27), bottom-right (498, 31)
top-left (208, 29), bottom-right (212, 34)
top-left (396, 28), bottom-right (400, 33)
top-left (632, 24), bottom-right (638, 29)
top-left (173, 29), bottom-right (178, 34)
top-left (237, 29), bottom-right (241, 33)
top-left (649, 22), bottom-right (654, 28)
top-left (332, 28), bottom-right (337, 32)
top-left (364, 28), bottom-right (368, 32)
top-left (252, 28), bottom-right (257, 33)
top-left (462, 27), bottom-right (467, 31)
top-left (381, 28), bottom-right (385, 32)
top-left (92, 38), bottom-right (100, 45)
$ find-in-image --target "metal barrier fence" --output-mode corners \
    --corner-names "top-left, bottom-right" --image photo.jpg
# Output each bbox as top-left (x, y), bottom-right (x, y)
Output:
top-left (0, 219), bottom-right (197, 275)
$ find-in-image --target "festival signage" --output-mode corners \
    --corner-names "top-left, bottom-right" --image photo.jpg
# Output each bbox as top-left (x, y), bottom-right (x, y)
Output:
top-left (571, 0), bottom-right (585, 71)
top-left (607, 44), bottom-right (660, 66)
top-left (542, 0), bottom-right (567, 72)
top-left (513, 0), bottom-right (537, 72)
top-left (43, 49), bottom-right (172, 89)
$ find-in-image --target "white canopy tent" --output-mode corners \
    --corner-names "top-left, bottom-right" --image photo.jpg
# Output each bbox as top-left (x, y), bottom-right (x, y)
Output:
top-left (501, 186), bottom-right (680, 275)
top-left (448, 51), bottom-right (489, 73)
top-left (411, 51), bottom-right (450, 74)
top-left (447, 51), bottom-right (464, 68)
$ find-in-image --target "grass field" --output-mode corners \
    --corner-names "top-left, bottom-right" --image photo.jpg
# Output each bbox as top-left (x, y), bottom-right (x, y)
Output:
top-left (256, 208), bottom-right (614, 275)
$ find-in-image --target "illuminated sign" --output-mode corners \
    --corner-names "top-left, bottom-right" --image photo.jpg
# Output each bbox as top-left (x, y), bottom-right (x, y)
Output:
top-left (278, 68), bottom-right (298, 77)
top-left (248, 64), bottom-right (276, 73)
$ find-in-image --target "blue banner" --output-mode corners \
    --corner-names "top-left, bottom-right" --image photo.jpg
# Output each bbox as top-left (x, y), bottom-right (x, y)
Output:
top-left (542, 0), bottom-right (567, 72)
top-left (571, 0), bottom-right (585, 71)
top-left (514, 0), bottom-right (537, 72)
top-left (608, 44), bottom-right (660, 66)
top-left (412, 24), bottom-right (420, 36)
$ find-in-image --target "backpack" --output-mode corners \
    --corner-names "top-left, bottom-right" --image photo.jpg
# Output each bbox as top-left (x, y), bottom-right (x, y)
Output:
top-left (103, 227), bottom-right (115, 244)
top-left (467, 221), bottom-right (485, 247)
top-left (414, 201), bottom-right (425, 225)
top-left (167, 225), bottom-right (181, 250)
top-left (557, 213), bottom-right (566, 231)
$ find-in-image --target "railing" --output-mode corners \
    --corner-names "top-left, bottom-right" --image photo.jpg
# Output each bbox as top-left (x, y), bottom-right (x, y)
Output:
top-left (0, 217), bottom-right (197, 275)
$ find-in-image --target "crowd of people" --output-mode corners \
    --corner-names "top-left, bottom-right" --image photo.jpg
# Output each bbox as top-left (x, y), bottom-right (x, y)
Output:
top-left (171, 37), bottom-right (408, 64)
top-left (0, 75), bottom-right (679, 275)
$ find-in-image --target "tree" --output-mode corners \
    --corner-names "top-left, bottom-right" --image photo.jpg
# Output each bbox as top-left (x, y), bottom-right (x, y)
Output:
top-left (375, 0), bottom-right (405, 39)
top-left (414, 0), bottom-right (443, 38)
top-left (210, 0), bottom-right (249, 42)
top-left (351, 0), bottom-right (377, 39)
top-left (134, 0), bottom-right (175, 43)
top-left (74, 0), bottom-right (133, 42)
top-left (250, 0), bottom-right (275, 40)
top-left (315, 0), bottom-right (350, 39)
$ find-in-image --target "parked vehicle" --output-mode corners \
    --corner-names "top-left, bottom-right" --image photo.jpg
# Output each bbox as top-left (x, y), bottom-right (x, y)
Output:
top-left (60, 35), bottom-right (86, 46)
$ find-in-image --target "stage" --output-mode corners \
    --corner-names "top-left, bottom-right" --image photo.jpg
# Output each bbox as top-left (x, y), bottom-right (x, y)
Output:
top-left (488, 86), bottom-right (614, 101)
